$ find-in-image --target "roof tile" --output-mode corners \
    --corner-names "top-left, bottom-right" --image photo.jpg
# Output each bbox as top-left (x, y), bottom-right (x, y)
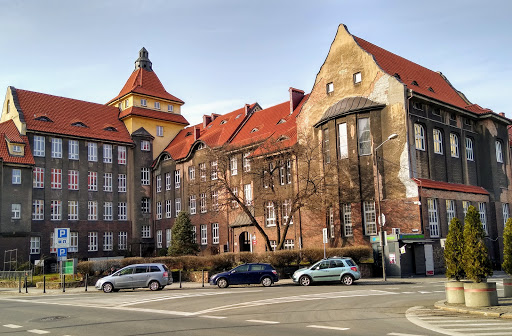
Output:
top-left (0, 120), bottom-right (35, 165)
top-left (415, 178), bottom-right (489, 195)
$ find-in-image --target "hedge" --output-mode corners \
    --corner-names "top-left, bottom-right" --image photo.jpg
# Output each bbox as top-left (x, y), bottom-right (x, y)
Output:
top-left (76, 246), bottom-right (372, 276)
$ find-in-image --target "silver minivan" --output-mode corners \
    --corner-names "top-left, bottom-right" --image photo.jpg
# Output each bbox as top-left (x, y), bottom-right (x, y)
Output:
top-left (95, 263), bottom-right (172, 293)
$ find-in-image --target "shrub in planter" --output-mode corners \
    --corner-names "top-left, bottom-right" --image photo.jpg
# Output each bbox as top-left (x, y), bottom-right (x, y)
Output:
top-left (443, 217), bottom-right (465, 303)
top-left (502, 218), bottom-right (512, 297)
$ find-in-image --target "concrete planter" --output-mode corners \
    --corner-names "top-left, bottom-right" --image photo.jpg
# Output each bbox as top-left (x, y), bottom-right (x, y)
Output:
top-left (503, 278), bottom-right (512, 297)
top-left (445, 281), bottom-right (465, 304)
top-left (463, 281), bottom-right (498, 307)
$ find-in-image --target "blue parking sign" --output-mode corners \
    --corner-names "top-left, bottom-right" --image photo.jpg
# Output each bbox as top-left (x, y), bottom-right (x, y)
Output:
top-left (57, 248), bottom-right (67, 260)
top-left (54, 228), bottom-right (70, 248)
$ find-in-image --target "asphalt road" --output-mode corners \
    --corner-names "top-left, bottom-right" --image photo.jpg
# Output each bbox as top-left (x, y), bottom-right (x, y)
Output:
top-left (1, 280), bottom-right (508, 336)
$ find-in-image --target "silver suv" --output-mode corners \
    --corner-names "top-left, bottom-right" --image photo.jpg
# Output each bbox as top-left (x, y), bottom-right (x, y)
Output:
top-left (95, 263), bottom-right (172, 293)
top-left (292, 257), bottom-right (361, 286)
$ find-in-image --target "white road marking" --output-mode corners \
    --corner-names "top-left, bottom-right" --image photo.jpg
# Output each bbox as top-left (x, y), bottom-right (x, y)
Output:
top-left (201, 315), bottom-right (227, 319)
top-left (436, 323), bottom-right (512, 327)
top-left (388, 333), bottom-right (427, 336)
top-left (434, 290), bottom-right (445, 293)
top-left (28, 330), bottom-right (50, 334)
top-left (402, 292), bottom-right (416, 294)
top-left (307, 325), bottom-right (349, 331)
top-left (246, 319), bottom-right (279, 324)
top-left (449, 327), bottom-right (512, 331)
top-left (3, 324), bottom-right (22, 328)
top-left (418, 291), bottom-right (432, 294)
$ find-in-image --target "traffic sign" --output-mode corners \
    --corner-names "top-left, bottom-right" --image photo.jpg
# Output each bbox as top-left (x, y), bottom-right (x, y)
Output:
top-left (322, 228), bottom-right (328, 244)
top-left (57, 248), bottom-right (67, 261)
top-left (54, 228), bottom-right (70, 248)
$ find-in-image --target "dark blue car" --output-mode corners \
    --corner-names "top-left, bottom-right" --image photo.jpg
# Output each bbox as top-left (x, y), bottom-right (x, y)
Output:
top-left (209, 263), bottom-right (279, 288)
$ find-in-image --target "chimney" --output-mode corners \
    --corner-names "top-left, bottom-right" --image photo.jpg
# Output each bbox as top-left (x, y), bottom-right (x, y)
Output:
top-left (289, 87), bottom-right (305, 114)
top-left (211, 113), bottom-right (220, 121)
top-left (244, 104), bottom-right (251, 116)
top-left (500, 112), bottom-right (505, 117)
top-left (194, 126), bottom-right (201, 140)
top-left (203, 115), bottom-right (213, 128)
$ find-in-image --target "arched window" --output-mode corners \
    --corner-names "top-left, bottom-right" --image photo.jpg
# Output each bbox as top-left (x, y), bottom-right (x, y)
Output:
top-left (496, 140), bottom-right (504, 163)
top-left (414, 124), bottom-right (425, 150)
top-left (465, 137), bottom-right (474, 161)
top-left (433, 129), bottom-right (443, 154)
top-left (450, 133), bottom-right (459, 158)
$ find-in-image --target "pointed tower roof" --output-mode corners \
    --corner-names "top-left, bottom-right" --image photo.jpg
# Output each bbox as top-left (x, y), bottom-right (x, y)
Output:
top-left (107, 48), bottom-right (184, 105)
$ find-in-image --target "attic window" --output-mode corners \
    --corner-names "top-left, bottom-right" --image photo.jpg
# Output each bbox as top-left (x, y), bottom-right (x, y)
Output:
top-left (185, 132), bottom-right (192, 137)
top-left (235, 114), bottom-right (242, 119)
top-left (433, 108), bottom-right (441, 116)
top-left (277, 119), bottom-right (286, 124)
top-left (393, 73), bottom-right (401, 80)
top-left (12, 145), bottom-right (22, 153)
top-left (197, 142), bottom-right (206, 150)
top-left (207, 124), bottom-right (213, 129)
top-left (71, 121), bottom-right (88, 128)
top-left (412, 102), bottom-right (423, 111)
top-left (251, 128), bottom-right (259, 133)
top-left (450, 113), bottom-right (457, 121)
top-left (428, 87), bottom-right (435, 92)
top-left (35, 116), bottom-right (53, 122)
top-left (326, 82), bottom-right (334, 94)
top-left (277, 135), bottom-right (290, 142)
top-left (104, 126), bottom-right (118, 132)
top-left (411, 81), bottom-right (419, 86)
top-left (464, 118), bottom-right (472, 126)
top-left (220, 120), bottom-right (227, 125)
top-left (353, 72), bottom-right (362, 84)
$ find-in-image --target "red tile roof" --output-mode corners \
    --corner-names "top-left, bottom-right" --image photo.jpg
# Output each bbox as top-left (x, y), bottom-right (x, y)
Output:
top-left (108, 68), bottom-right (184, 104)
top-left (14, 88), bottom-right (133, 144)
top-left (464, 104), bottom-right (493, 114)
top-left (0, 120), bottom-right (35, 165)
top-left (415, 178), bottom-right (489, 195)
top-left (119, 106), bottom-right (189, 125)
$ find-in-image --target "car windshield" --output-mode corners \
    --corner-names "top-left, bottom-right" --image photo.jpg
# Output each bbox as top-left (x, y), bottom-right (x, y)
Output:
top-left (118, 267), bottom-right (133, 275)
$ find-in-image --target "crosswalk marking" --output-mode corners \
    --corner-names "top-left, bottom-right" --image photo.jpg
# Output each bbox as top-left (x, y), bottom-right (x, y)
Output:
top-left (307, 325), bottom-right (349, 331)
top-left (28, 330), bottom-right (50, 334)
top-left (246, 319), bottom-right (279, 324)
top-left (3, 324), bottom-right (22, 328)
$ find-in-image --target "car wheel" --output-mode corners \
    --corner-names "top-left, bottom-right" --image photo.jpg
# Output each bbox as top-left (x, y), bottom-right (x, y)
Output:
top-left (102, 282), bottom-right (114, 293)
top-left (341, 274), bottom-right (354, 286)
top-left (149, 280), bottom-right (160, 291)
top-left (217, 278), bottom-right (229, 288)
top-left (299, 275), bottom-right (311, 286)
top-left (261, 276), bottom-right (273, 287)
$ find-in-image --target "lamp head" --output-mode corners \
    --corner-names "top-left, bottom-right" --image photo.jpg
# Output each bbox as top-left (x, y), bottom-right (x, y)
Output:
top-left (388, 133), bottom-right (398, 140)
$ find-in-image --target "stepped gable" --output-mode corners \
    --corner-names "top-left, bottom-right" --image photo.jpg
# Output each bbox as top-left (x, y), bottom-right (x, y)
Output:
top-left (119, 106), bottom-right (189, 125)
top-left (14, 88), bottom-right (133, 143)
top-left (0, 119), bottom-right (35, 164)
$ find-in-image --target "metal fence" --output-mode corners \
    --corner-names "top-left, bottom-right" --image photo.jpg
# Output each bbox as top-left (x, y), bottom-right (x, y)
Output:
top-left (0, 270), bottom-right (33, 282)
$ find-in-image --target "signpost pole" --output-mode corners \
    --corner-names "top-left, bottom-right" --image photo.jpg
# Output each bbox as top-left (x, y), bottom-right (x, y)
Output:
top-left (322, 228), bottom-right (327, 259)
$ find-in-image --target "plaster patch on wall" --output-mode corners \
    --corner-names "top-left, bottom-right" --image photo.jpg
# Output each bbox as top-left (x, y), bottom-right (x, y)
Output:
top-left (338, 69), bottom-right (347, 75)
top-left (484, 119), bottom-right (498, 137)
top-left (368, 74), bottom-right (390, 105)
top-left (398, 142), bottom-right (418, 198)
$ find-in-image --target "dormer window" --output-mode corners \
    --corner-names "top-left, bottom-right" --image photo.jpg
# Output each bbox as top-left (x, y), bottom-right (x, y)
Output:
top-left (71, 121), bottom-right (88, 128)
top-left (35, 116), bottom-right (53, 122)
top-left (185, 132), bottom-right (192, 137)
top-left (12, 145), bottom-right (22, 153)
top-left (220, 120), bottom-right (227, 125)
top-left (277, 135), bottom-right (289, 142)
top-left (428, 87), bottom-right (435, 92)
top-left (141, 99), bottom-right (147, 107)
top-left (197, 142), bottom-right (206, 150)
top-left (411, 81), bottom-right (419, 86)
top-left (393, 73), bottom-right (401, 80)
top-left (154, 102), bottom-right (160, 110)
top-left (168, 105), bottom-right (173, 112)
top-left (104, 126), bottom-right (118, 132)
top-left (124, 100), bottom-right (129, 108)
top-left (235, 114), bottom-right (242, 119)
top-left (277, 119), bottom-right (286, 124)
top-left (251, 128), bottom-right (259, 133)
top-left (326, 82), bottom-right (334, 94)
top-left (353, 72), bottom-right (362, 84)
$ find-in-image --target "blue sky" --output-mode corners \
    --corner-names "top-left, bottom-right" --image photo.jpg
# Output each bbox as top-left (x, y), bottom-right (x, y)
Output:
top-left (1, 0), bottom-right (511, 125)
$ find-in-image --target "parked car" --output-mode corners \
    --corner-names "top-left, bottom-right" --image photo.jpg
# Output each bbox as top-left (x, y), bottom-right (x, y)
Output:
top-left (209, 263), bottom-right (279, 288)
top-left (95, 263), bottom-right (172, 293)
top-left (292, 257), bottom-right (361, 286)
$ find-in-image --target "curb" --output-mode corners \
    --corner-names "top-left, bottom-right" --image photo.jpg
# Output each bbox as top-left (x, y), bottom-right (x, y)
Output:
top-left (435, 300), bottom-right (512, 319)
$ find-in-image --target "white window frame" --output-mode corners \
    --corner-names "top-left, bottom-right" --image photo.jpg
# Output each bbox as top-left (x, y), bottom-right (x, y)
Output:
top-left (284, 239), bottom-right (294, 250)
top-left (338, 123), bottom-right (348, 159)
top-left (88, 142), bottom-right (97, 162)
top-left (353, 72), bottom-right (362, 84)
top-left (88, 171), bottom-right (97, 191)
top-left (450, 133), bottom-right (459, 158)
top-left (329, 207), bottom-right (335, 238)
top-left (51, 168), bottom-right (62, 189)
top-left (141, 168), bottom-right (150, 185)
top-left (156, 202), bottom-right (162, 219)
top-left (496, 140), bottom-right (504, 163)
top-left (118, 202), bottom-right (127, 220)
top-left (50, 200), bottom-right (62, 221)
top-left (433, 129), bottom-right (443, 154)
top-left (141, 198), bottom-right (151, 213)
top-left (104, 202), bottom-right (113, 221)
top-left (168, 104), bottom-right (174, 112)
top-left (88, 232), bottom-right (98, 252)
top-left (323, 128), bottom-right (330, 163)
top-left (166, 229), bottom-right (172, 248)
top-left (243, 152), bottom-right (251, 172)
top-left (156, 230), bottom-right (163, 248)
top-left (463, 201), bottom-right (470, 218)
top-left (30, 237), bottom-right (41, 254)
top-left (103, 232), bottom-right (113, 251)
top-left (141, 140), bottom-right (151, 151)
top-left (479, 202), bottom-right (487, 234)
top-left (200, 193), bottom-right (207, 213)
top-left (414, 124), bottom-right (425, 151)
top-left (466, 137), bottom-right (474, 161)
top-left (118, 174), bottom-right (127, 192)
top-left (212, 223), bottom-right (219, 244)
top-left (428, 198), bottom-right (439, 237)
top-left (68, 170), bottom-right (79, 190)
top-left (156, 175), bottom-right (162, 193)
top-left (156, 125), bottom-right (163, 137)
top-left (175, 170), bottom-right (181, 188)
top-left (88, 201), bottom-right (98, 220)
top-left (211, 161), bottom-right (218, 180)
top-left (141, 99), bottom-right (147, 107)
top-left (118, 232), bottom-right (127, 250)
top-left (504, 203), bottom-right (510, 227)
top-left (265, 201), bottom-right (276, 227)
top-left (142, 225), bottom-right (151, 238)
top-left (363, 201), bottom-right (377, 235)
top-left (192, 226), bottom-right (197, 243)
top-left (68, 201), bottom-right (78, 221)
top-left (103, 173), bottom-right (112, 192)
top-left (32, 199), bottom-right (44, 220)
top-left (200, 224), bottom-right (207, 245)
top-left (326, 82), bottom-right (334, 93)
top-left (446, 200), bottom-right (456, 225)
top-left (343, 203), bottom-right (353, 236)
top-left (69, 140), bottom-right (79, 160)
top-left (175, 198), bottom-right (181, 217)
top-left (166, 200), bottom-right (172, 218)
top-left (189, 195), bottom-right (196, 215)
top-left (244, 184), bottom-right (252, 205)
top-left (189, 166), bottom-right (195, 180)
top-left (232, 187), bottom-right (239, 208)
top-left (358, 118), bottom-right (371, 155)
top-left (51, 138), bottom-right (62, 158)
top-left (118, 146), bottom-right (126, 165)
top-left (200, 163), bottom-right (207, 181)
top-left (165, 173), bottom-right (171, 190)
top-left (11, 204), bottom-right (21, 219)
top-left (12, 169), bottom-right (21, 184)
top-left (69, 232), bottom-right (78, 252)
top-left (154, 101), bottom-right (160, 110)
top-left (103, 144), bottom-right (112, 163)
top-left (33, 136), bottom-right (45, 157)
top-left (33, 167), bottom-right (44, 188)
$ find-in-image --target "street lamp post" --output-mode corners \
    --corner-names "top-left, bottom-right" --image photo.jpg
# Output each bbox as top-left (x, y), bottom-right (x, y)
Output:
top-left (374, 133), bottom-right (398, 281)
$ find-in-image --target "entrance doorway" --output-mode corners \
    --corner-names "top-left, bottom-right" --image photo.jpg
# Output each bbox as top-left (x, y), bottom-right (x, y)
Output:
top-left (239, 231), bottom-right (251, 252)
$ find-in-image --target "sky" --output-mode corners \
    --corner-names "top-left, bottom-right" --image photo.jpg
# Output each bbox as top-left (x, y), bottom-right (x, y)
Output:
top-left (1, 0), bottom-right (511, 125)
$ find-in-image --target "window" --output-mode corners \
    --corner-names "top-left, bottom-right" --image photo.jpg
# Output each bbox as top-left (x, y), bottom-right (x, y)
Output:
top-left (155, 201), bottom-right (161, 219)
top-left (496, 140), bottom-right (504, 163)
top-left (282, 199), bottom-right (293, 225)
top-left (69, 140), bottom-right (79, 160)
top-left (192, 226), bottom-right (197, 243)
top-left (200, 193), bottom-right (207, 213)
top-left (33, 167), bottom-right (44, 188)
top-left (141, 168), bottom-right (150, 185)
top-left (211, 161), bottom-right (218, 180)
top-left (212, 223), bottom-right (219, 244)
top-left (243, 152), bottom-right (251, 172)
top-left (88, 201), bottom-right (98, 220)
top-left (68, 201), bottom-right (78, 220)
top-left (166, 229), bottom-right (172, 248)
top-left (156, 125), bottom-right (163, 137)
top-left (11, 204), bottom-right (21, 219)
top-left (343, 204), bottom-right (353, 236)
top-left (50, 200), bottom-right (62, 221)
top-left (463, 201), bottom-right (470, 218)
top-left (142, 225), bottom-right (151, 238)
top-left (244, 184), bottom-right (252, 205)
top-left (68, 170), bottom-right (79, 190)
top-left (12, 169), bottom-right (21, 184)
top-left (200, 163), bottom-right (207, 181)
top-left (201, 224), bottom-right (207, 245)
top-left (357, 118), bottom-right (371, 155)
top-left (118, 174), bottom-right (127, 192)
top-left (104, 173), bottom-right (112, 192)
top-left (33, 136), bottom-right (45, 157)
top-left (428, 198), bottom-right (439, 237)
top-left (363, 201), bottom-right (377, 235)
top-left (30, 237), bottom-right (41, 254)
top-left (414, 124), bottom-right (425, 150)
top-left (168, 104), bottom-right (173, 112)
top-left (175, 198), bottom-right (181, 217)
top-left (69, 232), bottom-right (78, 252)
top-left (450, 133), bottom-right (459, 158)
top-left (88, 171), bottom-right (97, 191)
top-left (88, 142), bottom-right (97, 161)
top-left (284, 239), bottom-right (294, 250)
top-left (466, 138), bottom-right (474, 161)
top-left (265, 201), bottom-right (276, 227)
top-left (141, 140), bottom-right (151, 151)
top-left (329, 207), bottom-right (335, 238)
top-left (189, 166), bottom-right (195, 180)
top-left (51, 138), bottom-right (62, 158)
top-left (12, 145), bottom-right (21, 153)
top-left (323, 128), bottom-right (330, 163)
top-left (154, 102), bottom-right (160, 110)
top-left (165, 200), bottom-right (172, 218)
top-left (103, 144), bottom-right (112, 163)
top-left (51, 169), bottom-right (62, 189)
top-left (156, 230), bottom-right (163, 248)
top-left (32, 200), bottom-right (44, 220)
top-left (433, 129), bottom-right (443, 154)
top-left (156, 175), bottom-right (161, 192)
top-left (165, 173), bottom-right (171, 190)
top-left (230, 157), bottom-right (238, 175)
top-left (175, 170), bottom-right (181, 188)
top-left (118, 146), bottom-right (126, 164)
top-left (504, 203), bottom-right (510, 227)
top-left (353, 72), bottom-right (362, 84)
top-left (286, 160), bottom-right (292, 184)
top-left (140, 98), bottom-right (147, 106)
top-left (118, 202), bottom-right (127, 220)
top-left (211, 191), bottom-right (219, 211)
top-left (104, 202), bottom-right (113, 221)
top-left (338, 123), bottom-right (348, 159)
top-left (189, 195), bottom-right (196, 215)
top-left (269, 240), bottom-right (277, 251)
top-left (88, 232), bottom-right (98, 252)
top-left (326, 82), bottom-right (334, 93)
top-left (118, 232), bottom-right (128, 250)
top-left (479, 202), bottom-right (487, 233)
top-left (232, 187), bottom-right (239, 208)
top-left (446, 200), bottom-right (456, 225)
top-left (103, 232), bottom-right (113, 251)
top-left (141, 198), bottom-right (151, 213)
top-left (124, 100), bottom-right (129, 108)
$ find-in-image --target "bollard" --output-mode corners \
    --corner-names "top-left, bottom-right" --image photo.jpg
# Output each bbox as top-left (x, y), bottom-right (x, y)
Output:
top-left (25, 276), bottom-right (28, 293)
top-left (85, 274), bottom-right (88, 292)
top-left (202, 270), bottom-right (205, 288)
top-left (179, 270), bottom-right (182, 289)
top-left (62, 275), bottom-right (66, 293)
top-left (18, 277), bottom-right (21, 293)
top-left (43, 276), bottom-right (46, 294)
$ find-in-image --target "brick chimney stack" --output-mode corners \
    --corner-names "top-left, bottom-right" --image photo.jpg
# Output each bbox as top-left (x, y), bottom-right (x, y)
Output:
top-left (194, 125), bottom-right (201, 140)
top-left (203, 115), bottom-right (213, 128)
top-left (289, 87), bottom-right (305, 114)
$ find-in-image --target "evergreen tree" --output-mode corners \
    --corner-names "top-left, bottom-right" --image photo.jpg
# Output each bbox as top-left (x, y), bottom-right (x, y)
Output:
top-left (168, 212), bottom-right (200, 256)
top-left (444, 217), bottom-right (465, 280)
top-left (502, 218), bottom-right (512, 275)
top-left (463, 205), bottom-right (492, 282)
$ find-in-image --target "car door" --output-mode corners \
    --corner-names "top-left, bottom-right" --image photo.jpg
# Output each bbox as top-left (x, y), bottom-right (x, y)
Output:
top-left (229, 264), bottom-right (250, 285)
top-left (114, 266), bottom-right (135, 288)
top-left (328, 260), bottom-right (345, 281)
top-left (248, 264), bottom-right (264, 284)
top-left (132, 265), bottom-right (149, 287)
top-left (310, 261), bottom-right (331, 282)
